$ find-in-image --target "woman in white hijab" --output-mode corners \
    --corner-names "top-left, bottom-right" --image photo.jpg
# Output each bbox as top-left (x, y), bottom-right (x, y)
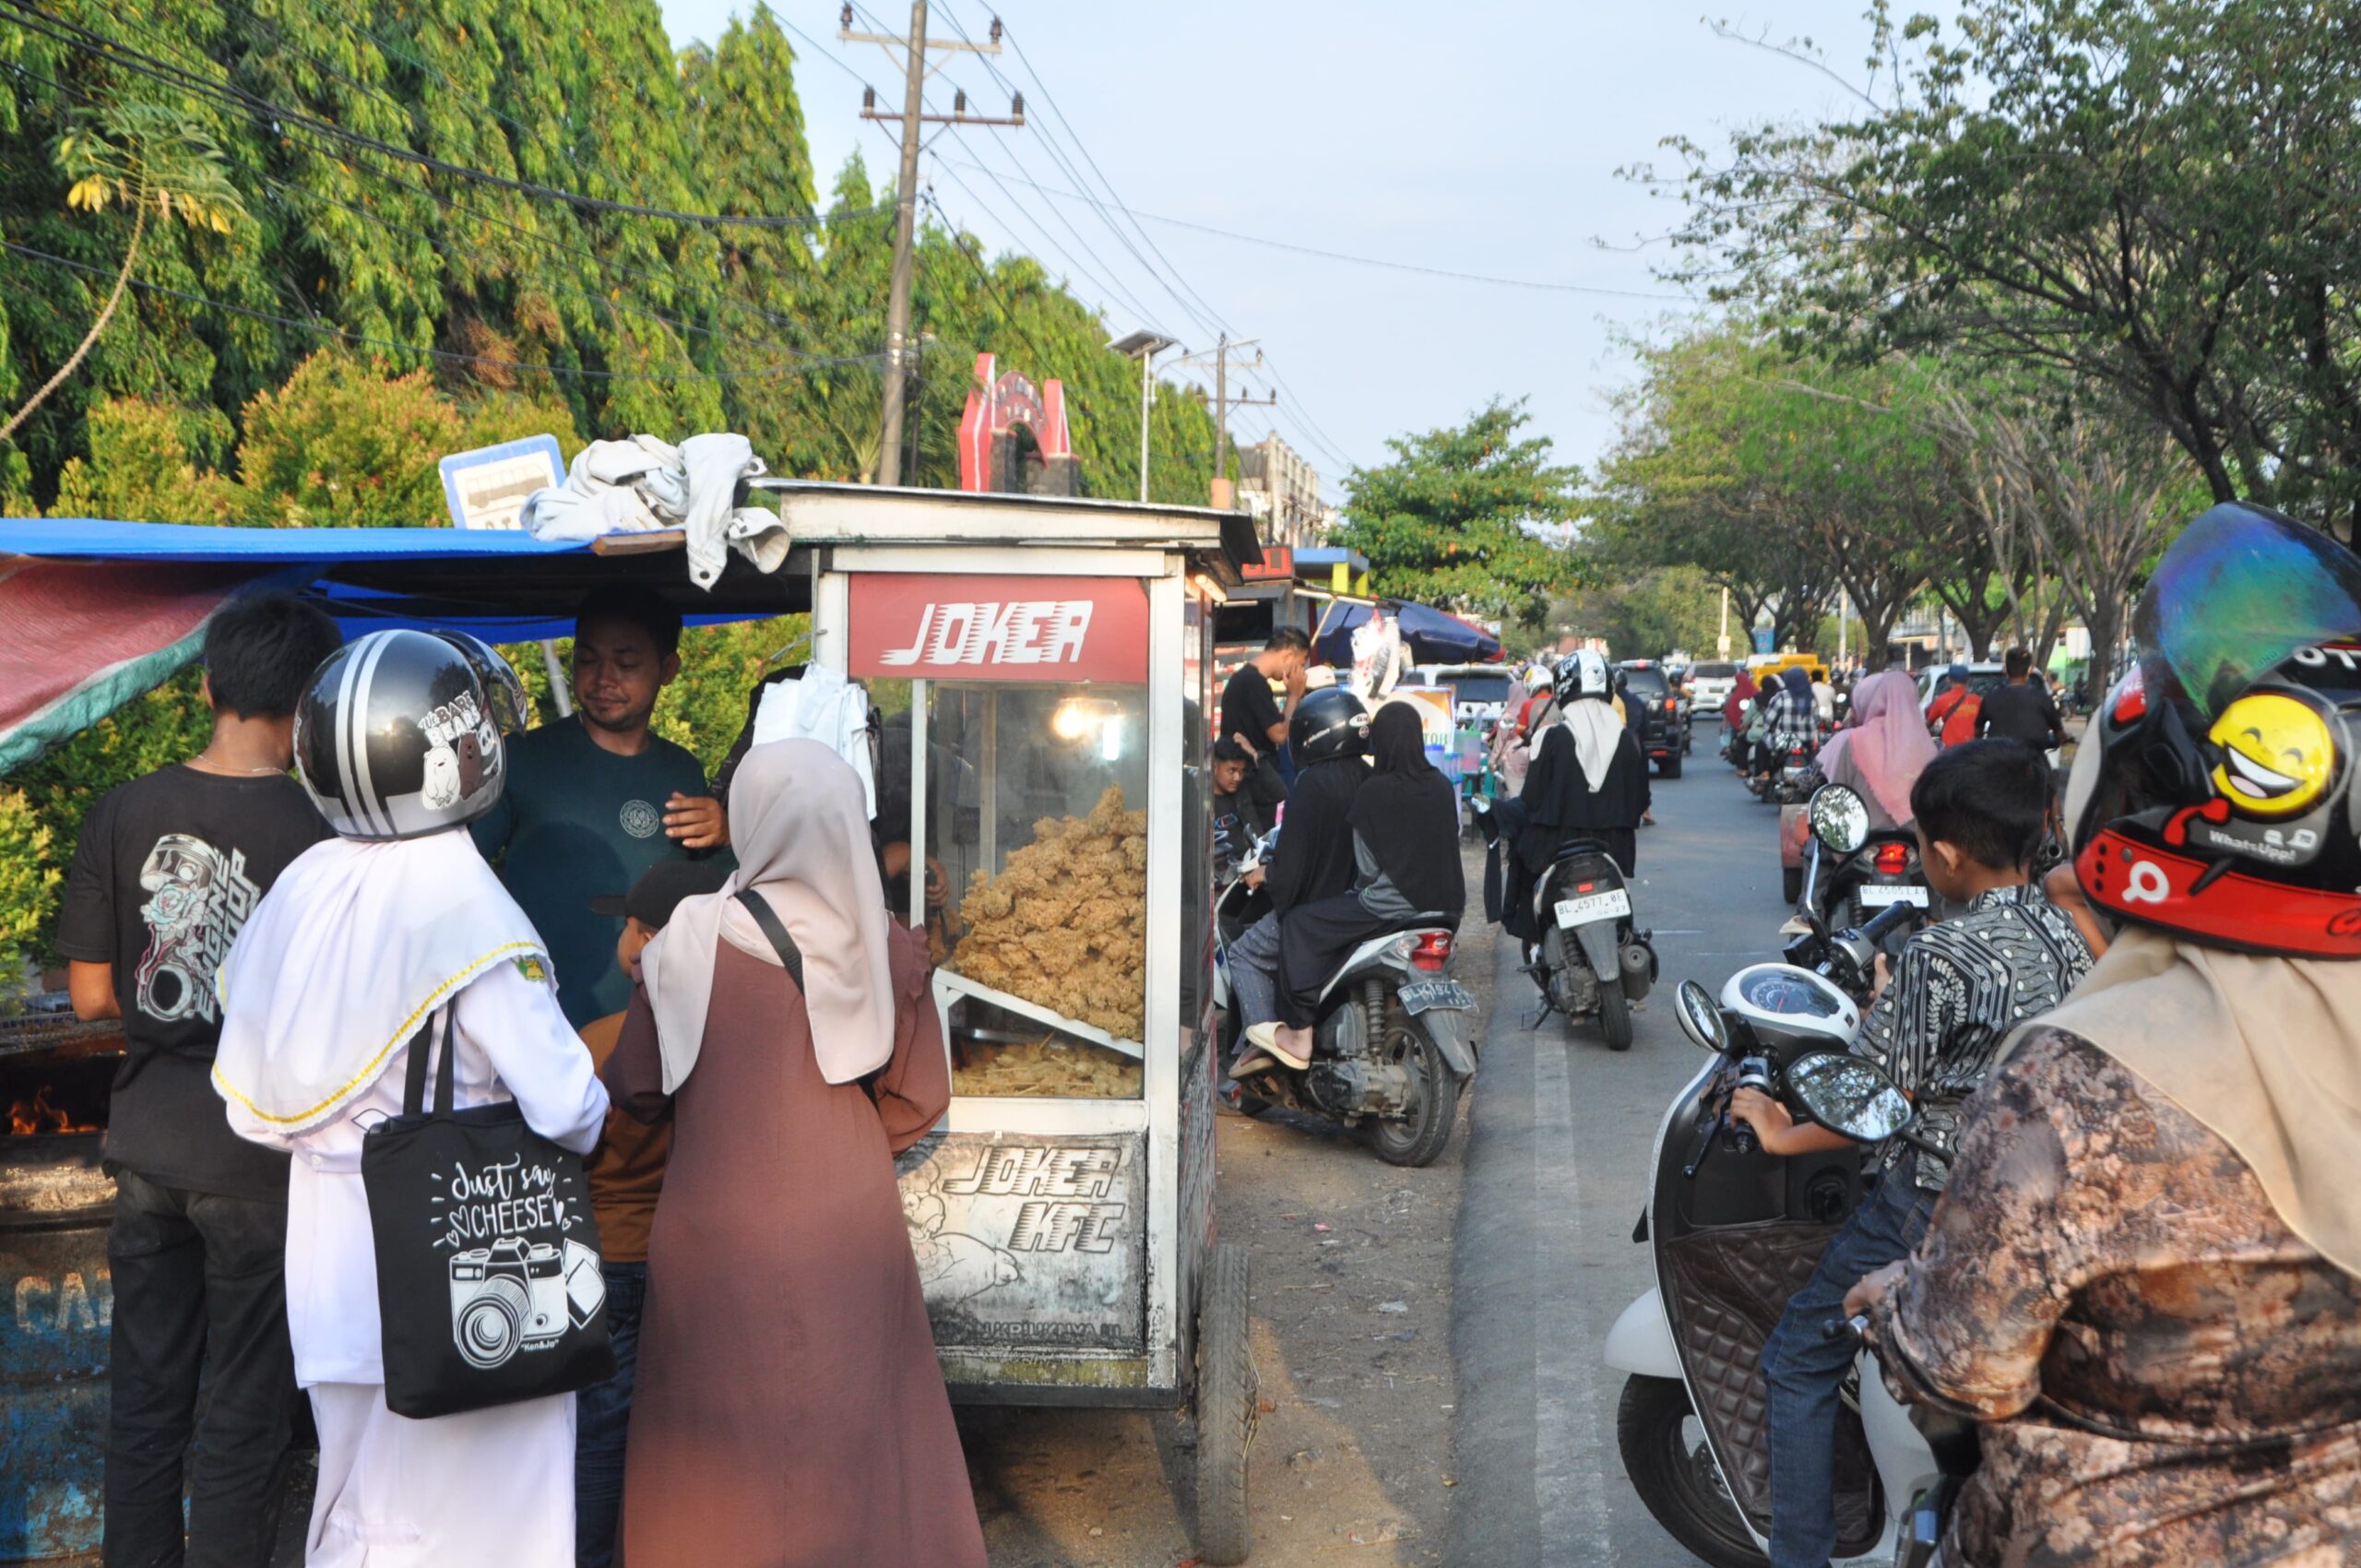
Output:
top-left (215, 630), bottom-right (607, 1568)
top-left (601, 740), bottom-right (984, 1568)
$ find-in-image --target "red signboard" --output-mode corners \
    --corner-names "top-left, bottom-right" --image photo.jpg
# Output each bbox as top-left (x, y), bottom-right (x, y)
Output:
top-left (1238, 547), bottom-right (1294, 583)
top-left (848, 574), bottom-right (1149, 684)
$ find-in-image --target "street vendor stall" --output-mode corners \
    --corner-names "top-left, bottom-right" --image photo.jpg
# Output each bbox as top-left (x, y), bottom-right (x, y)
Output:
top-left (0, 484), bottom-right (1267, 1563)
top-left (768, 481), bottom-right (1263, 1562)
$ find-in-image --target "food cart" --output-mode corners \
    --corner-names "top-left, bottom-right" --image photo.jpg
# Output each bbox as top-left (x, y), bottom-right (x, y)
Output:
top-left (768, 481), bottom-right (1263, 1560)
top-left (0, 482), bottom-right (1267, 1563)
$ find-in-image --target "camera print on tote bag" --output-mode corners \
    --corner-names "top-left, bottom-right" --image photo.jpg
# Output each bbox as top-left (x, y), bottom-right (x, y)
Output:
top-left (363, 1005), bottom-right (613, 1418)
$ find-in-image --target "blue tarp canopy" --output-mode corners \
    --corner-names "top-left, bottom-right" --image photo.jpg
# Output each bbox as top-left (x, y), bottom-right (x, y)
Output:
top-left (1311, 599), bottom-right (1503, 667)
top-left (0, 517), bottom-right (805, 640)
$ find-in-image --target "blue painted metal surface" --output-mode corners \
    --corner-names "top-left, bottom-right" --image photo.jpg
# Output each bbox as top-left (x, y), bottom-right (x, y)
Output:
top-left (0, 1134), bottom-right (113, 1563)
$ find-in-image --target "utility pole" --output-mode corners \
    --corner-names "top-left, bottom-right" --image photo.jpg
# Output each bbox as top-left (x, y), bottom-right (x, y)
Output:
top-left (1108, 330), bottom-right (1177, 502)
top-left (1179, 334), bottom-right (1276, 509)
top-left (842, 6), bottom-right (1023, 487)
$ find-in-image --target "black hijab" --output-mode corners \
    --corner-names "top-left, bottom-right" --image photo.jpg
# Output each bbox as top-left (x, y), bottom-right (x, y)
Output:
top-left (1348, 704), bottom-right (1465, 916)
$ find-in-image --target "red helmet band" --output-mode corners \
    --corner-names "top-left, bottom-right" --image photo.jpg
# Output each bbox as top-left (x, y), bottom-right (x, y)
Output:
top-left (2078, 829), bottom-right (2361, 958)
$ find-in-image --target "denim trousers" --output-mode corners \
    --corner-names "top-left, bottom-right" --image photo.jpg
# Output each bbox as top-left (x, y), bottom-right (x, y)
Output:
top-left (574, 1260), bottom-right (647, 1568)
top-left (1226, 910), bottom-right (1284, 1039)
top-left (104, 1169), bottom-right (295, 1568)
top-left (1761, 1164), bottom-right (1936, 1568)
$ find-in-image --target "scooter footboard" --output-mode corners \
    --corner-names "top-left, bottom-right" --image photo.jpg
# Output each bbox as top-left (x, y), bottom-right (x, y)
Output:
top-left (1658, 1223), bottom-right (1884, 1554)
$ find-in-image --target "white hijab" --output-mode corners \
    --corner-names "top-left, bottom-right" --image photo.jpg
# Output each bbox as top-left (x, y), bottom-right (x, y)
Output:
top-left (638, 740), bottom-right (895, 1092)
top-left (213, 831), bottom-right (548, 1134)
top-left (1560, 697), bottom-right (1625, 792)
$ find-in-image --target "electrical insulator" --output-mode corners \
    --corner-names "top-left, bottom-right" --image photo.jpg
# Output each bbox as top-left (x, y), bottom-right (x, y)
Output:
top-left (862, 85), bottom-right (876, 112)
top-left (1010, 91), bottom-right (1025, 121)
top-left (954, 89), bottom-right (967, 113)
top-left (990, 18), bottom-right (1003, 42)
top-left (840, 4), bottom-right (853, 26)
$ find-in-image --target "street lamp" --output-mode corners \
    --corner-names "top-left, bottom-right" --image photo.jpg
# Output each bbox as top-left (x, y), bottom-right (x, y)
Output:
top-left (1109, 328), bottom-right (1178, 504)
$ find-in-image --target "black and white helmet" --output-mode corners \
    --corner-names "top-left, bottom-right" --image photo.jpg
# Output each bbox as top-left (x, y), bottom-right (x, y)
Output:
top-left (1554, 648), bottom-right (1612, 703)
top-left (293, 629), bottom-right (522, 840)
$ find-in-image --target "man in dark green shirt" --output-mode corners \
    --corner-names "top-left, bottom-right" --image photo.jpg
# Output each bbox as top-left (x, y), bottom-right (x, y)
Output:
top-left (473, 585), bottom-right (729, 1027)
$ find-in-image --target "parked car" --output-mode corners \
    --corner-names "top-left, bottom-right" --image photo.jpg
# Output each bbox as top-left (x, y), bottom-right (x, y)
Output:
top-left (1399, 663), bottom-right (1517, 731)
top-left (1615, 659), bottom-right (1686, 778)
top-left (1685, 659), bottom-right (1742, 721)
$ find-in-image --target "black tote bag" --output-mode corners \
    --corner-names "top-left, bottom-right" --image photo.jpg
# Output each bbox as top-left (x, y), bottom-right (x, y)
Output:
top-left (361, 1007), bottom-right (614, 1419)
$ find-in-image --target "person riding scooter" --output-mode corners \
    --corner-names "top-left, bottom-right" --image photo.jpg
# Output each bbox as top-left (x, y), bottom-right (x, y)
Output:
top-left (1845, 502), bottom-right (2361, 1568)
top-left (1228, 687), bottom-right (1369, 1077)
top-left (1731, 740), bottom-right (2093, 1568)
top-left (1478, 648), bottom-right (1649, 947)
top-left (1250, 703), bottom-right (1465, 1071)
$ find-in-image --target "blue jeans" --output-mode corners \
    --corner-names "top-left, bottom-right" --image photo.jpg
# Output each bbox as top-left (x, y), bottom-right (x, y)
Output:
top-left (574, 1261), bottom-right (647, 1568)
top-left (1226, 911), bottom-right (1284, 1040)
top-left (1762, 1164), bottom-right (1936, 1568)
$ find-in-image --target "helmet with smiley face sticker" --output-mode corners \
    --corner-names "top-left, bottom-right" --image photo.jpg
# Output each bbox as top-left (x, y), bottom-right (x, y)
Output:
top-left (2070, 503), bottom-right (2361, 957)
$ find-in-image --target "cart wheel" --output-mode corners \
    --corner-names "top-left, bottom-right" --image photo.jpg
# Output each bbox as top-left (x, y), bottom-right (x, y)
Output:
top-left (1194, 1242), bottom-right (1256, 1565)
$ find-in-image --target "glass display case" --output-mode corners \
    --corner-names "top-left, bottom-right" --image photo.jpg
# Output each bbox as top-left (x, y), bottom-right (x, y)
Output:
top-left (924, 681), bottom-right (1151, 1098)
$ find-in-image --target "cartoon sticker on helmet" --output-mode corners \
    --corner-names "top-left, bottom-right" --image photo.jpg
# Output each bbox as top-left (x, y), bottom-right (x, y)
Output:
top-left (2207, 691), bottom-right (2335, 819)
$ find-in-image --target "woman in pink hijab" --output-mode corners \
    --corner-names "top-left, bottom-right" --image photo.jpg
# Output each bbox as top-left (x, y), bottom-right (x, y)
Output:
top-left (1813, 669), bottom-right (1937, 833)
top-left (602, 741), bottom-right (985, 1568)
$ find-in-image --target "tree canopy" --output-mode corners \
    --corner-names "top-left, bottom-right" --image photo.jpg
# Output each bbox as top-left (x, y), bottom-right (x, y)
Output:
top-left (1332, 398), bottom-right (1584, 627)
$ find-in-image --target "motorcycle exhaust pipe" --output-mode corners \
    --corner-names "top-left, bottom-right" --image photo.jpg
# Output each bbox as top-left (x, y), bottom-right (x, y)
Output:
top-left (1619, 940), bottom-right (1656, 1000)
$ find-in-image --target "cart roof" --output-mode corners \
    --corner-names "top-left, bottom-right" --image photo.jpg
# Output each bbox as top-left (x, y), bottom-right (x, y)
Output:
top-left (757, 481), bottom-right (1262, 579)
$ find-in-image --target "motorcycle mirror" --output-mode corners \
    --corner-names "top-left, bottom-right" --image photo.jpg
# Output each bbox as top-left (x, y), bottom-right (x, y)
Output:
top-left (1808, 784), bottom-right (1871, 854)
top-left (1673, 980), bottom-right (1728, 1053)
top-left (1786, 1050), bottom-right (1915, 1144)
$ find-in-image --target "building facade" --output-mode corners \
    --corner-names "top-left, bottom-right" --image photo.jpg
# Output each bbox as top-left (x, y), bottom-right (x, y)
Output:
top-left (1236, 434), bottom-right (1331, 548)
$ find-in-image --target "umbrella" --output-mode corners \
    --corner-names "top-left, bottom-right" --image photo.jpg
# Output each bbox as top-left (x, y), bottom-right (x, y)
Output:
top-left (1311, 600), bottom-right (1502, 667)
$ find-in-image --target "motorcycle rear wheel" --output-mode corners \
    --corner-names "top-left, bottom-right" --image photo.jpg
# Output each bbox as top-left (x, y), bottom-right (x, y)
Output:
top-left (1617, 1374), bottom-right (1768, 1568)
top-left (1358, 1016), bottom-right (1458, 1167)
top-left (1596, 972), bottom-right (1634, 1051)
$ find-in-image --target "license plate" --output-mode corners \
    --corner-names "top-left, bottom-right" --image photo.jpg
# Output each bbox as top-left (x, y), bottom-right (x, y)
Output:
top-left (1398, 979), bottom-right (1472, 1015)
top-left (1555, 888), bottom-right (1631, 927)
top-left (1858, 884), bottom-right (1930, 908)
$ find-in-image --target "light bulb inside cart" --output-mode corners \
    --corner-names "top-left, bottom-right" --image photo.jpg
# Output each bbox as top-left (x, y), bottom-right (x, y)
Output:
top-left (1100, 717), bottom-right (1123, 762)
top-left (1051, 698), bottom-right (1094, 742)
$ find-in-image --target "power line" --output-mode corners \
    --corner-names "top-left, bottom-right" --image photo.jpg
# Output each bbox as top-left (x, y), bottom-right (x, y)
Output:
top-left (0, 238), bottom-right (881, 382)
top-left (931, 138), bottom-right (1162, 331)
top-left (3, 1), bottom-right (873, 230)
top-left (918, 191), bottom-right (1051, 371)
top-left (933, 155), bottom-right (1692, 300)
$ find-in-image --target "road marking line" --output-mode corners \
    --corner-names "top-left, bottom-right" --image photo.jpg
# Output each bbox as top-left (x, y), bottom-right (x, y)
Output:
top-left (1532, 1033), bottom-right (1614, 1562)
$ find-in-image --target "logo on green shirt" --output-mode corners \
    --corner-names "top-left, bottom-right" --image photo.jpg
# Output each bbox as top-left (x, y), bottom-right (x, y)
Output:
top-left (619, 800), bottom-right (661, 839)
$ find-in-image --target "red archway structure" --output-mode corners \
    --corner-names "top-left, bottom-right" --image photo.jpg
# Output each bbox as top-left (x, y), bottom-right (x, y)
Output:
top-left (956, 352), bottom-right (1080, 496)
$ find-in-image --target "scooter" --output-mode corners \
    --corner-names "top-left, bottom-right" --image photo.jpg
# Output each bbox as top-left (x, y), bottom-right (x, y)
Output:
top-left (1528, 837), bottom-right (1656, 1051)
top-left (1747, 739), bottom-right (1815, 802)
top-left (1795, 783), bottom-right (1931, 935)
top-left (1604, 905), bottom-right (1940, 1567)
top-left (1212, 830), bottom-right (1477, 1168)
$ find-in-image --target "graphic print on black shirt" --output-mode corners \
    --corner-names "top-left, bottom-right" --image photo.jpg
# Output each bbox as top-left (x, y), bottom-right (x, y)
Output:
top-left (56, 766), bottom-right (330, 1198)
top-left (129, 832), bottom-right (264, 1023)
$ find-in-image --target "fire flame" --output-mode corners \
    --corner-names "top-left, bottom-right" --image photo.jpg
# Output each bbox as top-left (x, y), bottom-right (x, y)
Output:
top-left (6, 1087), bottom-right (98, 1136)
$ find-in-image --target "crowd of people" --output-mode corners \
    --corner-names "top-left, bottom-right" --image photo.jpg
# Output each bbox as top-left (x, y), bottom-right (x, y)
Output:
top-left (63, 587), bottom-right (985, 1568)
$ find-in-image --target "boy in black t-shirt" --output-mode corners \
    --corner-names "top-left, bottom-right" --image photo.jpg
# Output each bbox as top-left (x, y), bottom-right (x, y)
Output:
top-left (57, 589), bottom-right (343, 1568)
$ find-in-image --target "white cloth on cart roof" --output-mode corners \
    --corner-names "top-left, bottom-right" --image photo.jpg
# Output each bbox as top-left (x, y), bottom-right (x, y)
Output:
top-left (517, 432), bottom-right (792, 588)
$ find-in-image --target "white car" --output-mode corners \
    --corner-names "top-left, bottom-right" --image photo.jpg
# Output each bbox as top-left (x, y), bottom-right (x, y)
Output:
top-left (1916, 662), bottom-right (2008, 716)
top-left (1685, 660), bottom-right (1743, 722)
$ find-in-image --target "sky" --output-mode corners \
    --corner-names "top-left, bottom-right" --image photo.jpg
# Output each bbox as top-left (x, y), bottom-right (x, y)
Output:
top-left (655, 0), bottom-right (1912, 500)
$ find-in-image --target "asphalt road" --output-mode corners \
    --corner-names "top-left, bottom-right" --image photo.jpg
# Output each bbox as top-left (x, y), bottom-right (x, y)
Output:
top-left (1448, 733), bottom-right (1790, 1567)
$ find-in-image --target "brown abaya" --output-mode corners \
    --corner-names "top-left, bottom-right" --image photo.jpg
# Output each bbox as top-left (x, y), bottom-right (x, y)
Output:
top-left (602, 921), bottom-right (984, 1568)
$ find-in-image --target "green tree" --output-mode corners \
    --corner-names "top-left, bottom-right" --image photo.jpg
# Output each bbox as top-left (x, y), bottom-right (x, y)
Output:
top-left (1666, 0), bottom-right (2361, 537)
top-left (238, 351), bottom-right (464, 529)
top-left (1334, 398), bottom-right (1584, 626)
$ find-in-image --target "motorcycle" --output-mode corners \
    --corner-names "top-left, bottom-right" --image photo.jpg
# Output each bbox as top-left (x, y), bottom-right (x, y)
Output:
top-left (1796, 783), bottom-right (1931, 935)
top-left (1605, 903), bottom-right (1941, 1566)
top-left (1528, 837), bottom-right (1656, 1051)
top-left (1212, 829), bottom-right (1477, 1168)
top-left (1746, 738), bottom-right (1815, 802)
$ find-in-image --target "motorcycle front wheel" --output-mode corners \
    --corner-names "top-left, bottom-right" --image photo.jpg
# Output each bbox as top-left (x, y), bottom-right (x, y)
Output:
top-left (1357, 1016), bottom-right (1458, 1167)
top-left (1616, 1374), bottom-right (1768, 1568)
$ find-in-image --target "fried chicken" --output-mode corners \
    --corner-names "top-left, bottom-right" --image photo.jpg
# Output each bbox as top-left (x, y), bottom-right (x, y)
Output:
top-left (953, 784), bottom-right (1148, 1041)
